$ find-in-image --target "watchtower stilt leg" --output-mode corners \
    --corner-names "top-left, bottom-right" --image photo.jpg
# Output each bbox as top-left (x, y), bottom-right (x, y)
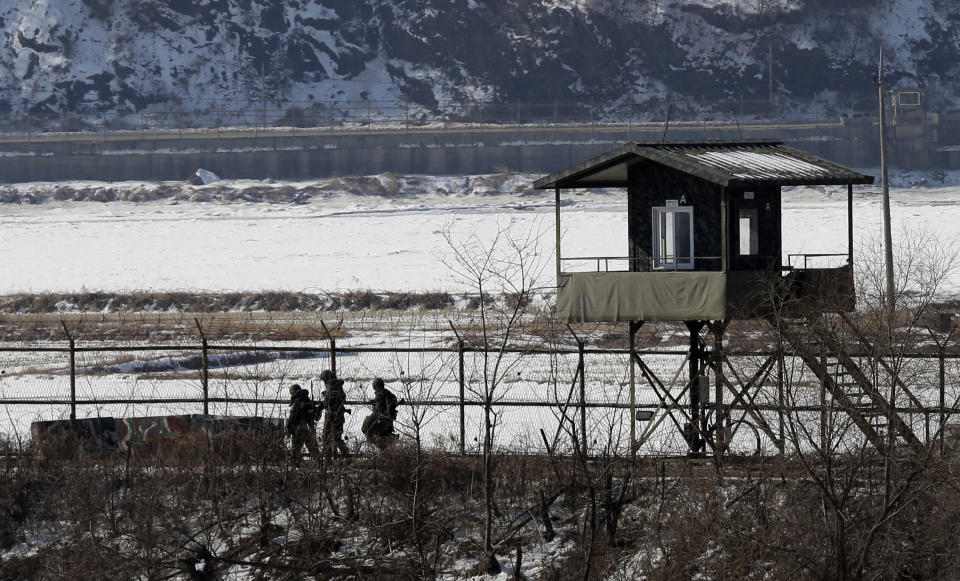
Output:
top-left (686, 321), bottom-right (707, 455)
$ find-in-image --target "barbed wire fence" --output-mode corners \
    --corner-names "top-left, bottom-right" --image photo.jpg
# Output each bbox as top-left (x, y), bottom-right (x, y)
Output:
top-left (3, 323), bottom-right (960, 457)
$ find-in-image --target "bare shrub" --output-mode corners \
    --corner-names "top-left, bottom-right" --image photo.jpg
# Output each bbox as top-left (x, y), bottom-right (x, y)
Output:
top-left (342, 290), bottom-right (383, 311)
top-left (417, 291), bottom-right (455, 310)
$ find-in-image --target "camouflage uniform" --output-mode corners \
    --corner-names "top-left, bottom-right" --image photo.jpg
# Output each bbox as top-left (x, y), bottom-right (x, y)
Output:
top-left (362, 378), bottom-right (399, 448)
top-left (286, 384), bottom-right (319, 461)
top-left (319, 371), bottom-right (350, 457)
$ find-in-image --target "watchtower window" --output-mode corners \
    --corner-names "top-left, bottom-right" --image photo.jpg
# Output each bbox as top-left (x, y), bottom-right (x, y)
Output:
top-left (738, 208), bottom-right (759, 256)
top-left (652, 205), bottom-right (694, 270)
top-left (898, 92), bottom-right (921, 106)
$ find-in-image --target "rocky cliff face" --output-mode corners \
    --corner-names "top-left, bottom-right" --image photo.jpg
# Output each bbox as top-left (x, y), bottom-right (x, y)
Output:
top-left (1, 0), bottom-right (957, 128)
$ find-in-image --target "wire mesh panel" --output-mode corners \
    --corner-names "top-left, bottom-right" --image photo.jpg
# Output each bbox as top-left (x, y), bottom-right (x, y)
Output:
top-left (0, 346), bottom-right (74, 437)
top-left (2, 339), bottom-right (960, 457)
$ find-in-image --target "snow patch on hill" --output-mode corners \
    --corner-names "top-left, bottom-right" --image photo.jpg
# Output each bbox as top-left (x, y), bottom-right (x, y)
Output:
top-left (0, 0), bottom-right (957, 129)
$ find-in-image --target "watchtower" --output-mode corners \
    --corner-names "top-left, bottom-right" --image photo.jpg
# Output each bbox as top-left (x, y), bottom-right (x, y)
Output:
top-left (536, 141), bottom-right (872, 322)
top-left (889, 84), bottom-right (924, 125)
top-left (534, 141), bottom-right (901, 456)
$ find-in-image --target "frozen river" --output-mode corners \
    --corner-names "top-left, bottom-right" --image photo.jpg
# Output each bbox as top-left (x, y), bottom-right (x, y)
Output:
top-left (1, 170), bottom-right (959, 297)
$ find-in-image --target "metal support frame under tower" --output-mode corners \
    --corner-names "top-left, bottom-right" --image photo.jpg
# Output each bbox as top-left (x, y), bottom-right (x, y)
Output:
top-left (686, 321), bottom-right (707, 454)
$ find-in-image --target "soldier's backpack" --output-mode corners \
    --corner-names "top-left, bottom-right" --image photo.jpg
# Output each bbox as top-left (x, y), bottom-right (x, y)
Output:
top-left (327, 381), bottom-right (346, 411)
top-left (307, 400), bottom-right (323, 423)
top-left (387, 391), bottom-right (399, 420)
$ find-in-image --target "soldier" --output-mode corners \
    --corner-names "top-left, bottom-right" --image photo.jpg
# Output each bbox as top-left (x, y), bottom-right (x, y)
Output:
top-left (362, 377), bottom-right (400, 449)
top-left (319, 370), bottom-right (351, 457)
top-left (285, 383), bottom-right (320, 462)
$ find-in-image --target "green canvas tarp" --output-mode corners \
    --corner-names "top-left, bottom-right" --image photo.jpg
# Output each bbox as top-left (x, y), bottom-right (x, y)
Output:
top-left (557, 271), bottom-right (729, 322)
top-left (557, 267), bottom-right (853, 323)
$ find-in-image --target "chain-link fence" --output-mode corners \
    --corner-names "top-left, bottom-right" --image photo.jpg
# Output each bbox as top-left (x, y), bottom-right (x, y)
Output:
top-left (4, 333), bottom-right (960, 457)
top-left (0, 339), bottom-right (672, 455)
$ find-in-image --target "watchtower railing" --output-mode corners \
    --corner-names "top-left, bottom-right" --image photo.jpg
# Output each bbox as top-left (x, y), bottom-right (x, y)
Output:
top-left (786, 253), bottom-right (850, 270)
top-left (560, 256), bottom-right (724, 273)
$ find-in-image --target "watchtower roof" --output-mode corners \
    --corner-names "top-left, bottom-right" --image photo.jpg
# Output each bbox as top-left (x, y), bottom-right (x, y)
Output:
top-left (534, 140), bottom-right (874, 190)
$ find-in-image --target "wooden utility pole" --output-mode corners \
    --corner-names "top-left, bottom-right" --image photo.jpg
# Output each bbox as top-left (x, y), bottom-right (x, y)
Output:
top-left (878, 49), bottom-right (896, 310)
top-left (769, 43), bottom-right (775, 113)
top-left (260, 64), bottom-right (266, 128)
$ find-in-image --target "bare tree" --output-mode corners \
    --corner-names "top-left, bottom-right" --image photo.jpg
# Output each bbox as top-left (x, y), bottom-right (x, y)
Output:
top-left (767, 227), bottom-right (960, 579)
top-left (442, 219), bottom-right (550, 573)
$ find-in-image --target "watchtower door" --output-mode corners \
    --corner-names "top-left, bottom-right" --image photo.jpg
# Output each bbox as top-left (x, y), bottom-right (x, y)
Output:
top-left (652, 204), bottom-right (694, 270)
top-left (731, 188), bottom-right (780, 271)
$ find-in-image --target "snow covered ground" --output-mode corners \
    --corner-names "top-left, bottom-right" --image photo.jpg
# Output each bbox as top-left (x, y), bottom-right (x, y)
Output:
top-left (1, 169), bottom-right (959, 297)
top-left (2, 169), bottom-right (959, 454)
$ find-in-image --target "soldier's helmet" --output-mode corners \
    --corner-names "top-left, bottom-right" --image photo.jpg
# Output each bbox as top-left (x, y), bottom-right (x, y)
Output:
top-left (372, 377), bottom-right (385, 390)
top-left (319, 370), bottom-right (335, 382)
top-left (288, 383), bottom-right (301, 395)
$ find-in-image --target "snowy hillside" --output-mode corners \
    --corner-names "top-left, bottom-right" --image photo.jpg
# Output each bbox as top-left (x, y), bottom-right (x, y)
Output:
top-left (1, 0), bottom-right (958, 128)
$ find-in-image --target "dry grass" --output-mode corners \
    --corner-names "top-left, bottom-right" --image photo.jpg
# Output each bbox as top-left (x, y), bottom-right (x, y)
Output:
top-left (0, 290), bottom-right (484, 342)
top-left (0, 290), bottom-right (463, 316)
top-left (0, 439), bottom-right (563, 579)
top-left (5, 432), bottom-right (960, 580)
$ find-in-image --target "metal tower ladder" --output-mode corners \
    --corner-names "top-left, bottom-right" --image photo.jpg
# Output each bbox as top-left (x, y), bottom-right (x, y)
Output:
top-left (776, 316), bottom-right (924, 456)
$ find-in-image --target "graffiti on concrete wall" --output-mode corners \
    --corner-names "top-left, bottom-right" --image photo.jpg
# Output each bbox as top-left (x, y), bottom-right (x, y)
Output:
top-left (31, 417), bottom-right (120, 451)
top-left (117, 414), bottom-right (206, 450)
top-left (31, 415), bottom-right (284, 457)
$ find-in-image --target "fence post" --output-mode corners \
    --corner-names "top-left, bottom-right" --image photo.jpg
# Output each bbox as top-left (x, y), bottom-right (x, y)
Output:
top-left (61, 321), bottom-right (76, 422)
top-left (330, 336), bottom-right (337, 377)
top-left (629, 322), bottom-right (637, 460)
top-left (578, 339), bottom-right (587, 458)
top-left (819, 343), bottom-right (827, 449)
top-left (940, 347), bottom-right (946, 456)
top-left (459, 341), bottom-right (466, 455)
top-left (448, 320), bottom-right (466, 455)
top-left (321, 320), bottom-right (336, 376)
top-left (777, 347), bottom-right (785, 454)
top-left (195, 318), bottom-right (209, 415)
